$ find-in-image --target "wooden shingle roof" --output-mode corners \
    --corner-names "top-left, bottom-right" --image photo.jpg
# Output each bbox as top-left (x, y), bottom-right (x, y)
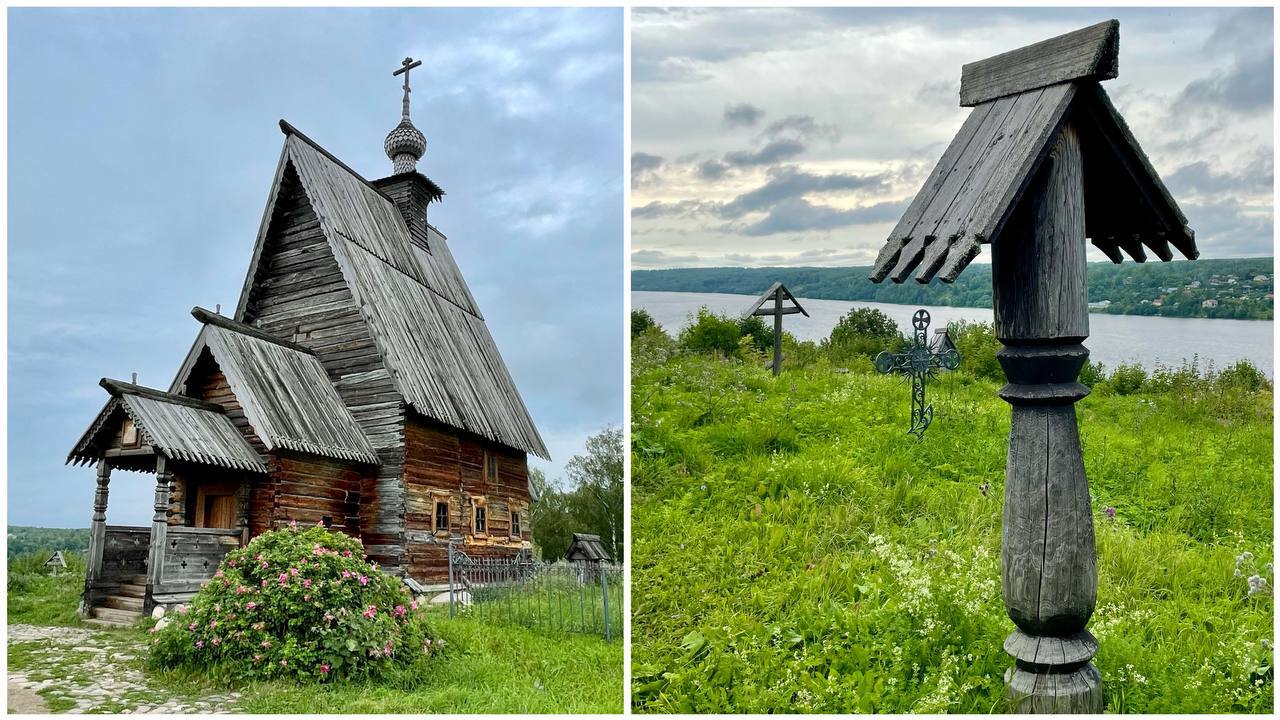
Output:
top-left (870, 20), bottom-right (1196, 286)
top-left (741, 282), bottom-right (809, 320)
top-left (171, 309), bottom-right (380, 465)
top-left (68, 379), bottom-right (267, 473)
top-left (234, 123), bottom-right (549, 460)
top-left (565, 532), bottom-right (610, 562)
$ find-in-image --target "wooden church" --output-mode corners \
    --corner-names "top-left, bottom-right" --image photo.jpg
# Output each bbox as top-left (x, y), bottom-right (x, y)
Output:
top-left (66, 58), bottom-right (549, 624)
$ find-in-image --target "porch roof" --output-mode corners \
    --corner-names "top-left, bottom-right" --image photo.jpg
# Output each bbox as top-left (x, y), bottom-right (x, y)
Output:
top-left (171, 308), bottom-right (380, 465)
top-left (67, 379), bottom-right (268, 473)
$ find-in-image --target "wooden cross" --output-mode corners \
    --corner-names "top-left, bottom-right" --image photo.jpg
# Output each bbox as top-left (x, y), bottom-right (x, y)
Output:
top-left (867, 20), bottom-right (1196, 713)
top-left (874, 309), bottom-right (959, 439)
top-left (393, 56), bottom-right (423, 119)
top-left (741, 282), bottom-right (808, 376)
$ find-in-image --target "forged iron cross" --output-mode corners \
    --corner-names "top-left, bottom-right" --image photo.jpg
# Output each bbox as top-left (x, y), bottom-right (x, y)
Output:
top-left (874, 309), bottom-right (960, 439)
top-left (393, 57), bottom-right (423, 118)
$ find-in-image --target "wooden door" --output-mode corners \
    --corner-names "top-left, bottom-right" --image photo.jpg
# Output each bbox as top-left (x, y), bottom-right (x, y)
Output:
top-left (195, 482), bottom-right (239, 529)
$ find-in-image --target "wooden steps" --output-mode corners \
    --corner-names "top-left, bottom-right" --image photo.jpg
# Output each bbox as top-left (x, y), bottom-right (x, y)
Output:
top-left (87, 576), bottom-right (148, 627)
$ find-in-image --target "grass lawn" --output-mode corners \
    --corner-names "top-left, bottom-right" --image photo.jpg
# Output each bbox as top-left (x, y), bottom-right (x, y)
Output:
top-left (631, 347), bottom-right (1273, 713)
top-left (7, 554), bottom-right (623, 713)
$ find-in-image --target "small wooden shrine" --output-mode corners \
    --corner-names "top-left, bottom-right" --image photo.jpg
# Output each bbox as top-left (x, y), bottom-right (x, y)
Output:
top-left (66, 58), bottom-right (548, 625)
top-left (741, 282), bottom-right (809, 375)
top-left (869, 20), bottom-right (1196, 712)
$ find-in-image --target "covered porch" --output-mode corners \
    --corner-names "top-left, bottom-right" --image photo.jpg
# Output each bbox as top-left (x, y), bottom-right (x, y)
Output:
top-left (68, 378), bottom-right (267, 623)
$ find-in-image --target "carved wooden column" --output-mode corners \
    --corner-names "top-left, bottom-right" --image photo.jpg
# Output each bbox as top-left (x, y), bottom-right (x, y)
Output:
top-left (992, 124), bottom-right (1102, 713)
top-left (145, 455), bottom-right (172, 610)
top-left (81, 460), bottom-right (112, 614)
top-left (237, 478), bottom-right (252, 546)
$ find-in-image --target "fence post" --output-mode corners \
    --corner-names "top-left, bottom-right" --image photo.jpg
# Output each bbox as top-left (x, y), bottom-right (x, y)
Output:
top-left (447, 540), bottom-right (456, 619)
top-left (601, 560), bottom-right (611, 642)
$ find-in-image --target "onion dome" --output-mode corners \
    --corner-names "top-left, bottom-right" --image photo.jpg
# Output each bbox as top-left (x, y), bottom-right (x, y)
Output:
top-left (384, 119), bottom-right (425, 174)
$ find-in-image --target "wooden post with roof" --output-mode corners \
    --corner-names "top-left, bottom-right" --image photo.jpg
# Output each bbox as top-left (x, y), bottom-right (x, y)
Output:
top-left (868, 20), bottom-right (1196, 713)
top-left (742, 282), bottom-right (808, 376)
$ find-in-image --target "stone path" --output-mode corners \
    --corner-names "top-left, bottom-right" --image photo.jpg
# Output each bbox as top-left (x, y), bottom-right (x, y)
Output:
top-left (7, 624), bottom-right (242, 714)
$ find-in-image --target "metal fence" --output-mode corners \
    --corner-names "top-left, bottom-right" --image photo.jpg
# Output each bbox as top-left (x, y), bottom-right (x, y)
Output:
top-left (447, 544), bottom-right (621, 641)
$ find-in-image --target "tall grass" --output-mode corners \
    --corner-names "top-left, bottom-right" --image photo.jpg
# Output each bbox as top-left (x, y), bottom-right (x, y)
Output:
top-left (7, 550), bottom-right (86, 627)
top-left (631, 333), bottom-right (1273, 713)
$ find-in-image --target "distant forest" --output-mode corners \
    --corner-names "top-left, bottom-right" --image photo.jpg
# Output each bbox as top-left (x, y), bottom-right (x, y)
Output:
top-left (633, 258), bottom-right (1274, 320)
top-left (7, 526), bottom-right (89, 559)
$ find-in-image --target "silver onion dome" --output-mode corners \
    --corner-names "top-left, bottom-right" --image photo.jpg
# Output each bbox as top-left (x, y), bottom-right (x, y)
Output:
top-left (384, 119), bottom-right (426, 174)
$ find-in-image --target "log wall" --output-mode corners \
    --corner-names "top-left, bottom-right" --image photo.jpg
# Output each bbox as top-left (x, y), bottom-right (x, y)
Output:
top-left (240, 165), bottom-right (405, 569)
top-left (248, 452), bottom-right (365, 537)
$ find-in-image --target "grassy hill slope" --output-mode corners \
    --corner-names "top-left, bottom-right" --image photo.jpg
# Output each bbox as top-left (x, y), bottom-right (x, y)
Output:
top-left (631, 344), bottom-right (1273, 713)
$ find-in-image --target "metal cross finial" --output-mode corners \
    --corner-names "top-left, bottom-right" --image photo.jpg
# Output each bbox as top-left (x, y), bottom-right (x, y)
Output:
top-left (874, 309), bottom-right (960, 439)
top-left (393, 56), bottom-right (423, 120)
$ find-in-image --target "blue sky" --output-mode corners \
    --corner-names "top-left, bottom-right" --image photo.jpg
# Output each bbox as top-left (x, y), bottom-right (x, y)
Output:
top-left (632, 7), bottom-right (1273, 268)
top-left (8, 7), bottom-right (623, 527)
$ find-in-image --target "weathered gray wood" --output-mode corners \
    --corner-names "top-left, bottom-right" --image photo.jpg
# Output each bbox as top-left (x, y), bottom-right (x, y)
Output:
top-left (772, 288), bottom-right (783, 376)
top-left (80, 461), bottom-right (112, 615)
top-left (992, 124), bottom-right (1089, 341)
top-left (146, 456), bottom-right (172, 612)
top-left (960, 20), bottom-right (1118, 106)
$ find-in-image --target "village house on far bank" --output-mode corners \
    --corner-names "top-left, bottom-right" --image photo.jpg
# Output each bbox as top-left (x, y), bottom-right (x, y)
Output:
top-left (65, 58), bottom-right (548, 625)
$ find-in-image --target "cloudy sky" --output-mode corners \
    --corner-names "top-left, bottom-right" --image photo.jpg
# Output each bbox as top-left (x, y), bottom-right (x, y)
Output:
top-left (9, 8), bottom-right (622, 527)
top-left (632, 7), bottom-right (1273, 269)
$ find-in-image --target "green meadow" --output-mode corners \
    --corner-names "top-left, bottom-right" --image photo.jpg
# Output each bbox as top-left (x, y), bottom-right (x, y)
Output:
top-left (630, 312), bottom-right (1273, 713)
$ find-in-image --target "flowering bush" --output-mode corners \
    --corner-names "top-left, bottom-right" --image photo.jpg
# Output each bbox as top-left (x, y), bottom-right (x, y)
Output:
top-left (149, 524), bottom-right (439, 681)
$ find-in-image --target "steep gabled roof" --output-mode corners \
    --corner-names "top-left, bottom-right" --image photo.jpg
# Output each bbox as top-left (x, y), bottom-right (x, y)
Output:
top-left (234, 123), bottom-right (549, 460)
top-left (566, 532), bottom-right (611, 562)
top-left (870, 21), bottom-right (1196, 285)
top-left (170, 308), bottom-right (380, 465)
top-left (68, 379), bottom-right (266, 473)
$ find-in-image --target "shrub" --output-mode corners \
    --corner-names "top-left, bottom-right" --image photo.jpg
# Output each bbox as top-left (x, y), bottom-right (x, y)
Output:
top-left (678, 308), bottom-right (756, 356)
top-left (948, 321), bottom-right (1003, 381)
top-left (1108, 363), bottom-right (1148, 395)
top-left (737, 315), bottom-right (772, 354)
top-left (1216, 359), bottom-right (1269, 393)
top-left (822, 308), bottom-right (902, 362)
top-left (148, 525), bottom-right (438, 681)
top-left (1078, 359), bottom-right (1106, 388)
top-left (631, 309), bottom-right (660, 338)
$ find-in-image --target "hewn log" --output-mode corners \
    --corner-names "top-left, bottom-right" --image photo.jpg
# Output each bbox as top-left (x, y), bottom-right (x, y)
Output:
top-left (960, 20), bottom-right (1119, 106)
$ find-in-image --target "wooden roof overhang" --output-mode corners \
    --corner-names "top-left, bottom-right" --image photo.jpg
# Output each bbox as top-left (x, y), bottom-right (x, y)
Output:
top-left (169, 309), bottom-right (381, 465)
top-left (565, 532), bottom-right (611, 562)
top-left (741, 282), bottom-right (810, 320)
top-left (67, 379), bottom-right (267, 474)
top-left (231, 122), bottom-right (549, 460)
top-left (869, 20), bottom-right (1197, 286)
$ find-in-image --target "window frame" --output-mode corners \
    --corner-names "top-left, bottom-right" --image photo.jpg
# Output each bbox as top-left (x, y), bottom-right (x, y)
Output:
top-left (434, 500), bottom-right (450, 533)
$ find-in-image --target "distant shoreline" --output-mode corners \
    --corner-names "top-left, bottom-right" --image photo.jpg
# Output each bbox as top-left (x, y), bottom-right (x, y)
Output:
top-left (633, 258), bottom-right (1274, 321)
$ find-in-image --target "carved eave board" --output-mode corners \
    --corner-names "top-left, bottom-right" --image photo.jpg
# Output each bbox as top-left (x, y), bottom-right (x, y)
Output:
top-left (869, 20), bottom-right (1197, 286)
top-left (741, 282), bottom-right (810, 319)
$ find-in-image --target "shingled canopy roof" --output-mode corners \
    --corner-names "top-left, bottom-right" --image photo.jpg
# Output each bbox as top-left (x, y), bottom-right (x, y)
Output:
top-left (870, 20), bottom-right (1197, 285)
top-left (68, 379), bottom-right (267, 474)
top-left (565, 532), bottom-right (611, 562)
top-left (170, 308), bottom-right (380, 465)
top-left (234, 122), bottom-right (549, 460)
top-left (741, 282), bottom-right (809, 320)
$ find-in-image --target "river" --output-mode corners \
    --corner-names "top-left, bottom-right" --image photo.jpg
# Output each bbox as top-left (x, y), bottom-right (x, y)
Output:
top-left (633, 291), bottom-right (1274, 377)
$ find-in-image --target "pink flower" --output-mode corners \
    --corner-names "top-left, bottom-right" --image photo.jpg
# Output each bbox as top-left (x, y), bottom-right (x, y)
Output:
top-left (313, 544), bottom-right (325, 556)
top-left (246, 602), bottom-right (257, 610)
top-left (195, 640), bottom-right (204, 649)
top-left (214, 569), bottom-right (224, 578)
top-left (358, 575), bottom-right (369, 586)
top-left (228, 559), bottom-right (237, 568)
top-left (261, 561), bottom-right (269, 570)
top-left (188, 623), bottom-right (197, 631)
top-left (342, 570), bottom-right (352, 579)
top-left (290, 567), bottom-right (300, 576)
top-left (262, 640), bottom-right (272, 649)
top-left (209, 620), bottom-right (218, 629)
top-left (303, 579), bottom-right (312, 589)
top-left (236, 585), bottom-right (248, 595)
top-left (289, 520), bottom-right (298, 531)
top-left (324, 611), bottom-right (335, 623)
top-left (393, 605), bottom-right (406, 618)
top-left (261, 579), bottom-right (269, 588)
top-left (254, 654), bottom-right (262, 662)
top-left (316, 519), bottom-right (326, 528)
top-left (409, 600), bottom-right (419, 611)
top-left (319, 663), bottom-right (331, 674)
top-left (342, 550), bottom-right (353, 558)
top-left (304, 594), bottom-right (311, 601)
top-left (278, 573), bottom-right (289, 585)
top-left (363, 604), bottom-right (377, 619)
top-left (211, 637), bottom-right (221, 646)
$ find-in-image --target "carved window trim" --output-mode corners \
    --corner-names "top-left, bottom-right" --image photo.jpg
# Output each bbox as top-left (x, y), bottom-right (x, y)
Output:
top-left (121, 419), bottom-right (141, 448)
top-left (471, 496), bottom-right (488, 537)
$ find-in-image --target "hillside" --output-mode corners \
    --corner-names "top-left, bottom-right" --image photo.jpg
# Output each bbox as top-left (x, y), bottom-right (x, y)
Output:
top-left (7, 526), bottom-right (89, 559)
top-left (630, 333), bottom-right (1273, 713)
top-left (633, 257), bottom-right (1274, 320)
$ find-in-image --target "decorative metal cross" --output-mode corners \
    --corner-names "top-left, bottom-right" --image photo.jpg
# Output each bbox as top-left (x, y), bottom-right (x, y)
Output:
top-left (393, 56), bottom-right (423, 118)
top-left (874, 309), bottom-right (960, 439)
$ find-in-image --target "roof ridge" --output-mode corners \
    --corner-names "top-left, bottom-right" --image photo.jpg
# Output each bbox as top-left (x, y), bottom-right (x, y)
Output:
top-left (278, 119), bottom-right (398, 206)
top-left (99, 378), bottom-right (226, 412)
top-left (191, 306), bottom-right (317, 355)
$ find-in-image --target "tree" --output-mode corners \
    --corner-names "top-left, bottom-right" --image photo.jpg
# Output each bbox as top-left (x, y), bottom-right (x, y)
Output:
top-left (823, 307), bottom-right (903, 361)
top-left (631, 309), bottom-right (660, 338)
top-left (529, 468), bottom-right (573, 561)
top-left (565, 426), bottom-right (624, 563)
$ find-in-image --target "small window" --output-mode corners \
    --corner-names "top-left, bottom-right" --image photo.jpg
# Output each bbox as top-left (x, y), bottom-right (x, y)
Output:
top-left (121, 419), bottom-right (140, 448)
top-left (511, 511), bottom-right (521, 537)
top-left (474, 506), bottom-right (487, 534)
top-left (321, 516), bottom-right (333, 529)
top-left (434, 501), bottom-right (449, 531)
top-left (485, 451), bottom-right (498, 484)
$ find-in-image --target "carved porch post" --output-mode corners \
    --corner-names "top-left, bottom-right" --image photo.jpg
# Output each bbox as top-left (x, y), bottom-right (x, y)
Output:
top-left (81, 460), bottom-right (112, 614)
top-left (145, 454), bottom-right (172, 611)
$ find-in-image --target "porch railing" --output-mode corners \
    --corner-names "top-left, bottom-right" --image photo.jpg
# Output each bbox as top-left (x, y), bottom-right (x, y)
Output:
top-left (154, 526), bottom-right (240, 601)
